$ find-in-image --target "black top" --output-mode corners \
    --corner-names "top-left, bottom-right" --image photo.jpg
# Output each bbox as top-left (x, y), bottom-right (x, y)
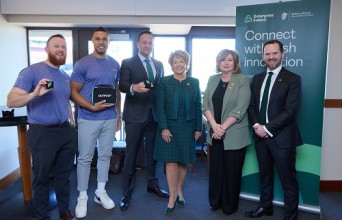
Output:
top-left (212, 80), bottom-right (229, 123)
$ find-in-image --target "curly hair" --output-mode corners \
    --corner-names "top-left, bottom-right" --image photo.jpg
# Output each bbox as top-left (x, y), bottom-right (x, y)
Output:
top-left (168, 50), bottom-right (190, 71)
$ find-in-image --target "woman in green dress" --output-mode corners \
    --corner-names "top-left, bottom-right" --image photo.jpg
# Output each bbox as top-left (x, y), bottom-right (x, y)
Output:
top-left (154, 50), bottom-right (202, 214)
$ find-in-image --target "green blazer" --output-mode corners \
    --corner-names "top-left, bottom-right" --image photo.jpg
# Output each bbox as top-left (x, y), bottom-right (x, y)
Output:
top-left (203, 73), bottom-right (251, 150)
top-left (156, 75), bottom-right (203, 132)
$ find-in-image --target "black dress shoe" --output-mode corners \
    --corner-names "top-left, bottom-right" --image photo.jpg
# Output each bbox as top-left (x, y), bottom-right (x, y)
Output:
top-left (60, 210), bottom-right (77, 220)
top-left (119, 195), bottom-right (131, 211)
top-left (147, 186), bottom-right (169, 198)
top-left (245, 207), bottom-right (273, 218)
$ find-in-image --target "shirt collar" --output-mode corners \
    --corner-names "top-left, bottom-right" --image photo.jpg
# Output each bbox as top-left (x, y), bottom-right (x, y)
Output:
top-left (267, 65), bottom-right (282, 76)
top-left (138, 52), bottom-right (151, 62)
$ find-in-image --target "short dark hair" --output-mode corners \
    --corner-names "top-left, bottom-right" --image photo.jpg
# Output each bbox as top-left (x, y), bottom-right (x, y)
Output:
top-left (138, 30), bottom-right (154, 41)
top-left (94, 27), bottom-right (109, 34)
top-left (46, 34), bottom-right (65, 46)
top-left (263, 40), bottom-right (284, 53)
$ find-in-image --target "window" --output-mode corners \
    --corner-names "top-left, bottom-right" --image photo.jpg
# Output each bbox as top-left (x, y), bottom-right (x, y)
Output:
top-left (191, 38), bottom-right (235, 91)
top-left (28, 30), bottom-right (73, 74)
top-left (88, 33), bottom-right (133, 65)
top-left (154, 36), bottom-right (186, 76)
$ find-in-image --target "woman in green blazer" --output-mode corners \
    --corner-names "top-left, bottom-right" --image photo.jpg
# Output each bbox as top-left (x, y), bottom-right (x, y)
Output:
top-left (154, 50), bottom-right (202, 214)
top-left (203, 49), bottom-right (251, 215)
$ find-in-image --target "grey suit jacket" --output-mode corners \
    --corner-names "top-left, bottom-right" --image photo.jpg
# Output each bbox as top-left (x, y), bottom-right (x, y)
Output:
top-left (203, 73), bottom-right (251, 150)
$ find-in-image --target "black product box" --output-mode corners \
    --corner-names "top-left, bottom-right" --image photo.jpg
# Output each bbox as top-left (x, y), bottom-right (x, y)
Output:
top-left (92, 86), bottom-right (116, 104)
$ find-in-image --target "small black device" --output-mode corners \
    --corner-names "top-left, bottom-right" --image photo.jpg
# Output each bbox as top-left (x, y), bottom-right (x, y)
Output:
top-left (92, 85), bottom-right (116, 105)
top-left (45, 81), bottom-right (54, 89)
top-left (144, 80), bottom-right (153, 89)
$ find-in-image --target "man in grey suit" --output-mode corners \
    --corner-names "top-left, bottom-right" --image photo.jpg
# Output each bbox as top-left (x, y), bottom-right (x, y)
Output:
top-left (245, 40), bottom-right (303, 220)
top-left (118, 30), bottom-right (169, 211)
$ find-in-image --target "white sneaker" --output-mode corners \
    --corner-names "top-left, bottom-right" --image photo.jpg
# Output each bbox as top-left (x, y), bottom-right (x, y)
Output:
top-left (94, 190), bottom-right (115, 209)
top-left (75, 196), bottom-right (88, 218)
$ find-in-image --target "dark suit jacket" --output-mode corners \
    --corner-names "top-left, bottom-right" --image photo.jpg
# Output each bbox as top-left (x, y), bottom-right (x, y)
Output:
top-left (119, 54), bottom-right (164, 123)
top-left (248, 67), bottom-right (303, 148)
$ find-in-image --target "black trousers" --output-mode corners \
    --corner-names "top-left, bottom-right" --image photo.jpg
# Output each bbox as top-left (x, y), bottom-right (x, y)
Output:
top-left (122, 110), bottom-right (158, 196)
top-left (209, 139), bottom-right (246, 214)
top-left (28, 125), bottom-right (77, 220)
top-left (255, 138), bottom-right (298, 220)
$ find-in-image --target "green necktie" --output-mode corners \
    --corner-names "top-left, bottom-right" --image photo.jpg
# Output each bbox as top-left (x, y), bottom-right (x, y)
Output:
top-left (258, 72), bottom-right (274, 124)
top-left (145, 59), bottom-right (154, 82)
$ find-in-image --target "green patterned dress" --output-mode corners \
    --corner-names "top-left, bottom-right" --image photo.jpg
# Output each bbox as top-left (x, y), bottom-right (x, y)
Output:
top-left (154, 76), bottom-right (201, 164)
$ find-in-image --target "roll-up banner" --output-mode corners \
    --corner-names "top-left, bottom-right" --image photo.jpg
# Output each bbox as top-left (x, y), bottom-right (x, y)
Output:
top-left (236, 0), bottom-right (330, 211)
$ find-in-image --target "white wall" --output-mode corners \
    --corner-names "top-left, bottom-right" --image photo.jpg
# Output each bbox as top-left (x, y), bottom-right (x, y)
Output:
top-left (0, 0), bottom-right (341, 182)
top-left (320, 0), bottom-right (342, 180)
top-left (0, 0), bottom-right (235, 16)
top-left (0, 12), bottom-right (27, 178)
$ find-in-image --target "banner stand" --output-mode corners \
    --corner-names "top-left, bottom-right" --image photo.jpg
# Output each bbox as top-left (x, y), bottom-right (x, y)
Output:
top-left (240, 193), bottom-right (320, 214)
top-left (236, 0), bottom-right (330, 211)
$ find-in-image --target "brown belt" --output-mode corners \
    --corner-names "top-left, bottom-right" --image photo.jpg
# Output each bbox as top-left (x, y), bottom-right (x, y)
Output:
top-left (29, 121), bottom-right (69, 128)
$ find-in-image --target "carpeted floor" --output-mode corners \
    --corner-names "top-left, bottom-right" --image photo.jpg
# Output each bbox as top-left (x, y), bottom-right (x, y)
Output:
top-left (0, 157), bottom-right (329, 220)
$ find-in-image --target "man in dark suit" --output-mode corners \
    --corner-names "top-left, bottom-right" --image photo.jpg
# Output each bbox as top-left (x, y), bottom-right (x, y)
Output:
top-left (118, 30), bottom-right (169, 211)
top-left (245, 40), bottom-right (303, 220)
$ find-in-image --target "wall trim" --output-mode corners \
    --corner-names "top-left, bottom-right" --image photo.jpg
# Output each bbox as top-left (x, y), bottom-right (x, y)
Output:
top-left (320, 180), bottom-right (342, 192)
top-left (324, 99), bottom-right (342, 108)
top-left (0, 168), bottom-right (20, 191)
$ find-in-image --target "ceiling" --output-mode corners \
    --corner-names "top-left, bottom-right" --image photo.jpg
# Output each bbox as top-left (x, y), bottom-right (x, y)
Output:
top-left (0, 0), bottom-right (297, 34)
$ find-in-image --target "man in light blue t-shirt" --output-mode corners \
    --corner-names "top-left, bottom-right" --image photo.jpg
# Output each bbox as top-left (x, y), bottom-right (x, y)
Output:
top-left (7, 34), bottom-right (77, 220)
top-left (70, 27), bottom-right (121, 218)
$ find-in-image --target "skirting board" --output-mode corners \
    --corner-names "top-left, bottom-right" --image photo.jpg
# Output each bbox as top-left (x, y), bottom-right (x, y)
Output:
top-left (320, 180), bottom-right (342, 192)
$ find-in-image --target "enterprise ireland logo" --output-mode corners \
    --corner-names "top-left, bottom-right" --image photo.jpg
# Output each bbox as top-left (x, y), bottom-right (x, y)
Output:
top-left (244, 13), bottom-right (274, 23)
top-left (244, 15), bottom-right (253, 23)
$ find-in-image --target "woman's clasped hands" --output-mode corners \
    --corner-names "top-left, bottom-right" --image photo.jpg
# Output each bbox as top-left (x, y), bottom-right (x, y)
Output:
top-left (211, 124), bottom-right (226, 140)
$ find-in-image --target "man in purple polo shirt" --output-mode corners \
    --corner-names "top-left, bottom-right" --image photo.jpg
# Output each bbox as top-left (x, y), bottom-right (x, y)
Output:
top-left (7, 34), bottom-right (77, 220)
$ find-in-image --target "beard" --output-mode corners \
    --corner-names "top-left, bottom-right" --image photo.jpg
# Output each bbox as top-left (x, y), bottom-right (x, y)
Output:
top-left (48, 52), bottom-right (66, 66)
top-left (266, 59), bottom-right (282, 70)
